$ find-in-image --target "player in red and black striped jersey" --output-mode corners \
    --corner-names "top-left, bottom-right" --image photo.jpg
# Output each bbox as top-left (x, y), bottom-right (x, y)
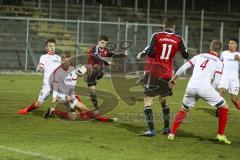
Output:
top-left (87, 35), bottom-right (128, 111)
top-left (137, 17), bottom-right (189, 136)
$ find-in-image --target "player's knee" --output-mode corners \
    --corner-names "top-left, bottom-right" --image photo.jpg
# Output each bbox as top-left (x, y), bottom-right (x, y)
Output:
top-left (218, 88), bottom-right (225, 97)
top-left (36, 102), bottom-right (43, 107)
top-left (180, 107), bottom-right (188, 112)
top-left (144, 96), bottom-right (153, 106)
top-left (89, 86), bottom-right (96, 93)
top-left (231, 95), bottom-right (238, 103)
top-left (182, 103), bottom-right (190, 111)
top-left (216, 100), bottom-right (227, 108)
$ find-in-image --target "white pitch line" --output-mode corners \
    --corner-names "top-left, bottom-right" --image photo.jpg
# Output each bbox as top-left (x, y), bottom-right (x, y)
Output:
top-left (0, 145), bottom-right (63, 160)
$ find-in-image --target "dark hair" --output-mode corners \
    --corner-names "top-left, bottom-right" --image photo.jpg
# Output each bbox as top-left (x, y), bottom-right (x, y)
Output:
top-left (163, 17), bottom-right (174, 29)
top-left (99, 35), bottom-right (108, 41)
top-left (210, 40), bottom-right (222, 53)
top-left (61, 52), bottom-right (71, 59)
top-left (229, 38), bottom-right (238, 45)
top-left (46, 38), bottom-right (56, 45)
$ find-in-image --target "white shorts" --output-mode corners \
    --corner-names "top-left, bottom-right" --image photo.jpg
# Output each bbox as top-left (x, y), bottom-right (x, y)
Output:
top-left (218, 78), bottom-right (239, 95)
top-left (37, 85), bottom-right (51, 103)
top-left (183, 86), bottom-right (225, 109)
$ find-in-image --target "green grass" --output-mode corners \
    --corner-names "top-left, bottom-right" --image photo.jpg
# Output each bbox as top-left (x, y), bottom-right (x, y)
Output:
top-left (0, 74), bottom-right (240, 160)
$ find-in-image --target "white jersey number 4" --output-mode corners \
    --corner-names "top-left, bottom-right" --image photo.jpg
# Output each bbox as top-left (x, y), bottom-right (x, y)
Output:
top-left (200, 59), bottom-right (209, 70)
top-left (160, 44), bottom-right (172, 60)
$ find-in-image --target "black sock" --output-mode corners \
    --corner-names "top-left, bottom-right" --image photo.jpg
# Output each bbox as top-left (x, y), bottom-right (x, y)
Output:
top-left (90, 93), bottom-right (98, 109)
top-left (162, 107), bottom-right (170, 128)
top-left (162, 104), bottom-right (170, 129)
top-left (144, 106), bottom-right (154, 131)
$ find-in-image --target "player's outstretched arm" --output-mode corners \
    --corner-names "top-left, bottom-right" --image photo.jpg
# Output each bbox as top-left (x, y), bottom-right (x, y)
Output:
top-left (110, 51), bottom-right (128, 58)
top-left (211, 73), bottom-right (221, 89)
top-left (136, 51), bottom-right (145, 60)
top-left (169, 60), bottom-right (194, 88)
top-left (136, 45), bottom-right (149, 60)
top-left (168, 76), bottom-right (178, 89)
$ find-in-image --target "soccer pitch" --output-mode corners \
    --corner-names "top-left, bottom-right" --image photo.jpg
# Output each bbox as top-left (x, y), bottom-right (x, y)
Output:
top-left (0, 74), bottom-right (240, 160)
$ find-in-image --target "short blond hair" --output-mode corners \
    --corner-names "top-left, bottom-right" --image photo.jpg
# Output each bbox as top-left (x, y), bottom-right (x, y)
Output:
top-left (210, 40), bottom-right (222, 53)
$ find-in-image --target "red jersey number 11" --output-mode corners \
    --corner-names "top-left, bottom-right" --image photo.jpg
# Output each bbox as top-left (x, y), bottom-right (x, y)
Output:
top-left (160, 44), bottom-right (172, 60)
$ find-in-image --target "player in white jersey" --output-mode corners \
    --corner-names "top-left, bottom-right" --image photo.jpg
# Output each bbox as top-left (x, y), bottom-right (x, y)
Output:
top-left (217, 38), bottom-right (240, 113)
top-left (43, 53), bottom-right (117, 122)
top-left (167, 40), bottom-right (231, 144)
top-left (17, 39), bottom-right (61, 115)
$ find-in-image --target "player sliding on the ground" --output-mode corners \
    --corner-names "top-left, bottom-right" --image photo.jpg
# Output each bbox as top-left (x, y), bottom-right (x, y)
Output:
top-left (167, 40), bottom-right (231, 144)
top-left (43, 53), bottom-right (116, 122)
top-left (17, 38), bottom-right (61, 115)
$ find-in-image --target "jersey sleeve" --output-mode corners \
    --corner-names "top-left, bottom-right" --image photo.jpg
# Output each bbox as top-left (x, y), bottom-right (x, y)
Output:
top-left (175, 57), bottom-right (196, 77)
top-left (212, 61), bottom-right (223, 89)
top-left (178, 38), bottom-right (189, 59)
top-left (219, 52), bottom-right (224, 61)
top-left (37, 55), bottom-right (45, 70)
top-left (146, 34), bottom-right (156, 57)
top-left (215, 60), bottom-right (224, 74)
top-left (188, 56), bottom-right (197, 67)
top-left (108, 50), bottom-right (126, 58)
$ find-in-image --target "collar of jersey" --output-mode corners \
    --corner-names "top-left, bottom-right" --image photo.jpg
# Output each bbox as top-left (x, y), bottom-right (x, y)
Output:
top-left (47, 52), bottom-right (55, 55)
top-left (229, 50), bottom-right (237, 53)
top-left (163, 29), bottom-right (174, 34)
top-left (61, 65), bottom-right (69, 71)
top-left (97, 45), bottom-right (105, 51)
top-left (208, 52), bottom-right (218, 57)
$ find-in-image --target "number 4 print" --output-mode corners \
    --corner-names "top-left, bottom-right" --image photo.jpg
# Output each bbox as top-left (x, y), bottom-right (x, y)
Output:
top-left (200, 60), bottom-right (209, 70)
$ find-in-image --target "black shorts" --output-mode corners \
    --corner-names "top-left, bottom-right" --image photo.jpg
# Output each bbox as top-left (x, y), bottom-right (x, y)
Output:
top-left (86, 66), bottom-right (104, 87)
top-left (142, 72), bottom-right (172, 97)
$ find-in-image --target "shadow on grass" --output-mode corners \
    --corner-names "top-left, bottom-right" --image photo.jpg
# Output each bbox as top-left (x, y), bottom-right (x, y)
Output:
top-left (115, 122), bottom-right (146, 134)
top-left (31, 110), bottom-right (46, 117)
top-left (196, 107), bottom-right (217, 117)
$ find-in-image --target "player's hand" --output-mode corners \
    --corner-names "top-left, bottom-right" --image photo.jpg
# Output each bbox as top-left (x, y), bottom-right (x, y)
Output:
top-left (108, 61), bottom-right (115, 66)
top-left (234, 55), bottom-right (240, 61)
top-left (66, 96), bottom-right (72, 101)
top-left (168, 80), bottom-right (176, 89)
top-left (136, 52), bottom-right (144, 60)
top-left (36, 67), bottom-right (44, 72)
top-left (124, 50), bottom-right (129, 56)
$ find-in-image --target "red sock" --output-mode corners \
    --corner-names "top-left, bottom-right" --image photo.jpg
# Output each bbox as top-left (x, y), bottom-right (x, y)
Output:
top-left (52, 110), bottom-right (69, 119)
top-left (85, 110), bottom-right (98, 119)
top-left (171, 109), bottom-right (187, 135)
top-left (26, 103), bottom-right (39, 112)
top-left (95, 116), bottom-right (111, 122)
top-left (218, 107), bottom-right (228, 135)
